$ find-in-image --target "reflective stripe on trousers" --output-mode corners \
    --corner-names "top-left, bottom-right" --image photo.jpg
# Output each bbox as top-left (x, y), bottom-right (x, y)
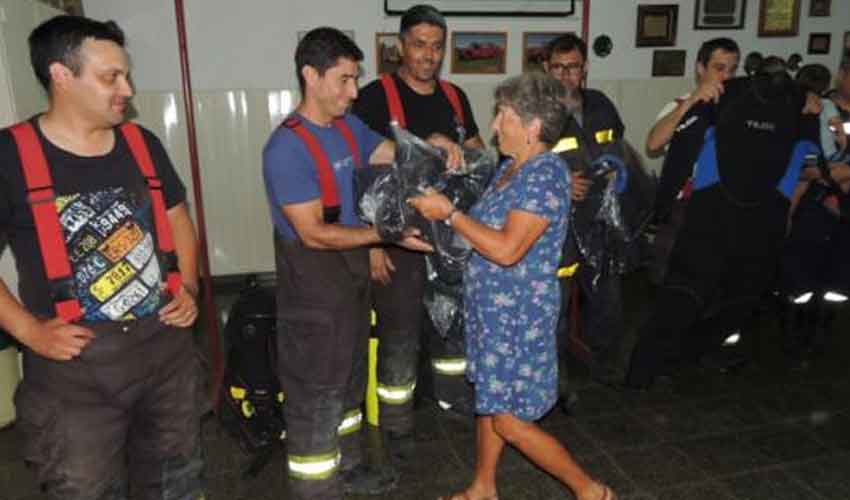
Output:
top-left (432, 357), bottom-right (466, 376)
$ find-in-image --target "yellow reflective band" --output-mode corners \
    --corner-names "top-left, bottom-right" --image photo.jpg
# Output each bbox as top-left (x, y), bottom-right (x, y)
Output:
top-left (288, 450), bottom-right (341, 480)
top-left (230, 386), bottom-right (246, 400)
top-left (432, 357), bottom-right (466, 375)
top-left (377, 381), bottom-right (417, 404)
top-left (595, 129), bottom-right (614, 144)
top-left (337, 409), bottom-right (363, 436)
top-left (552, 136), bottom-right (579, 153)
top-left (557, 263), bottom-right (579, 278)
top-left (370, 309), bottom-right (377, 327)
top-left (241, 400), bottom-right (255, 418)
top-left (277, 391), bottom-right (285, 403)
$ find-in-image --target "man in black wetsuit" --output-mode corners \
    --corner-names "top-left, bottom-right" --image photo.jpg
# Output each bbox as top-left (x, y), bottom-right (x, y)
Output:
top-left (625, 70), bottom-right (820, 389)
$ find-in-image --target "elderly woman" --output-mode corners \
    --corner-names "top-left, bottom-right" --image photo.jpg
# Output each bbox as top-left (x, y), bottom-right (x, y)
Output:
top-left (410, 72), bottom-right (615, 500)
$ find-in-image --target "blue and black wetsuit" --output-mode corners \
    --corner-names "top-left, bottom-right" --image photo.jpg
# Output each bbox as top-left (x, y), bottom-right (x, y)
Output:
top-left (626, 74), bottom-right (819, 388)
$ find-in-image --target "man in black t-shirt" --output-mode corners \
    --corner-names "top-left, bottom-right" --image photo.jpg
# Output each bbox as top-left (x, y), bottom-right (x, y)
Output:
top-left (545, 34), bottom-right (629, 388)
top-left (351, 4), bottom-right (483, 436)
top-left (0, 16), bottom-right (204, 500)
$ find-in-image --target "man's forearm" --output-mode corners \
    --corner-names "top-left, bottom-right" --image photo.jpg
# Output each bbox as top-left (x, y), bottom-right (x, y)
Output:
top-left (0, 278), bottom-right (39, 346)
top-left (647, 103), bottom-right (690, 155)
top-left (167, 203), bottom-right (200, 293)
top-left (300, 224), bottom-right (382, 250)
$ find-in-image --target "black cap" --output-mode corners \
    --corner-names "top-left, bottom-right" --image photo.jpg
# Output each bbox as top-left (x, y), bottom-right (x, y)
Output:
top-left (400, 4), bottom-right (446, 35)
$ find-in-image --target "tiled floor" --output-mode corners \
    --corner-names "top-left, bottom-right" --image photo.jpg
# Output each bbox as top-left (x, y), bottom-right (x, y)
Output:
top-left (2, 273), bottom-right (850, 500)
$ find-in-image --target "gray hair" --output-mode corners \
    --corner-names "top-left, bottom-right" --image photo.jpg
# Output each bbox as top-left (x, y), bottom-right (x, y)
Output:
top-left (493, 72), bottom-right (567, 146)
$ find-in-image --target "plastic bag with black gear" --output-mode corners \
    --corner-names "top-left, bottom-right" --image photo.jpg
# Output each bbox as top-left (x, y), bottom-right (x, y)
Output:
top-left (555, 113), bottom-right (655, 285)
top-left (358, 123), bottom-right (497, 337)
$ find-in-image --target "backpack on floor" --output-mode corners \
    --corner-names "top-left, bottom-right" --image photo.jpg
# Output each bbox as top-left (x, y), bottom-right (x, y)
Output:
top-left (217, 278), bottom-right (286, 477)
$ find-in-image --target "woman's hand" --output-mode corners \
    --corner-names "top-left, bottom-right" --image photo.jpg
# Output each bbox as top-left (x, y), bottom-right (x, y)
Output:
top-left (408, 191), bottom-right (455, 221)
top-left (427, 133), bottom-right (465, 171)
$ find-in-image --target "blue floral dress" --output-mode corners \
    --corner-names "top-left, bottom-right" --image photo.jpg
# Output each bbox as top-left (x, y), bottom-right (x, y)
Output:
top-left (464, 152), bottom-right (570, 421)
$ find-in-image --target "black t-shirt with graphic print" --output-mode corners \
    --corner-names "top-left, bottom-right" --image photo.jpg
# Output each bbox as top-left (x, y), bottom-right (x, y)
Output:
top-left (0, 117), bottom-right (186, 321)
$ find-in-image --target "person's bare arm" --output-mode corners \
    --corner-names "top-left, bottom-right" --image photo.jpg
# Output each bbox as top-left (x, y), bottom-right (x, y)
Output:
top-left (463, 135), bottom-right (485, 150)
top-left (283, 198), bottom-right (432, 252)
top-left (646, 82), bottom-right (724, 156)
top-left (409, 192), bottom-right (548, 266)
top-left (368, 139), bottom-right (395, 165)
top-left (159, 202), bottom-right (200, 327)
top-left (0, 279), bottom-right (94, 360)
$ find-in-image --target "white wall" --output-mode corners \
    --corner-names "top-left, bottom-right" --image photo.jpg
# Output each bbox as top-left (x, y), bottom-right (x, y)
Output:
top-left (587, 0), bottom-right (848, 81)
top-left (79, 0), bottom-right (850, 275)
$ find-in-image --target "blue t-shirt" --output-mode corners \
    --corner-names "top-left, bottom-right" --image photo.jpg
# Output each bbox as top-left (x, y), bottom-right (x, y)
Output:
top-left (262, 113), bottom-right (383, 241)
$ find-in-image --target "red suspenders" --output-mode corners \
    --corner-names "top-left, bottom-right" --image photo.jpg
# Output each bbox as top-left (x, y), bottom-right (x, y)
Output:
top-left (379, 73), bottom-right (466, 130)
top-left (283, 116), bottom-right (361, 223)
top-left (8, 121), bottom-right (182, 322)
top-left (118, 122), bottom-right (182, 298)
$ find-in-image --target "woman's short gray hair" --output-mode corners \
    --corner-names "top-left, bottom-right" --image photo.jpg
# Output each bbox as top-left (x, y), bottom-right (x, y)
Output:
top-left (493, 72), bottom-right (567, 146)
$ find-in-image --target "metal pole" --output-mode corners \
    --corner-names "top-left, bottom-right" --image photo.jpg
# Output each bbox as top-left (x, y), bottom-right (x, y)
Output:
top-left (173, 0), bottom-right (223, 409)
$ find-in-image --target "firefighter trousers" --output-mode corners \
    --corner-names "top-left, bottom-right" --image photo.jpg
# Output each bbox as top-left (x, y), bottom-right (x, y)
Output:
top-left (274, 237), bottom-right (370, 500)
top-left (626, 187), bottom-right (787, 388)
top-left (14, 316), bottom-right (204, 500)
top-left (371, 246), bottom-right (424, 436)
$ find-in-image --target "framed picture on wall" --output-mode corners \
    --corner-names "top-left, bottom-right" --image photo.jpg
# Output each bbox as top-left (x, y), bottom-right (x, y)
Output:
top-left (757, 0), bottom-right (800, 37)
top-left (522, 32), bottom-right (572, 73)
top-left (375, 33), bottom-right (402, 75)
top-left (809, 0), bottom-right (830, 17)
top-left (808, 33), bottom-right (831, 54)
top-left (636, 5), bottom-right (678, 47)
top-left (694, 0), bottom-right (747, 30)
top-left (652, 50), bottom-right (687, 76)
top-left (451, 32), bottom-right (507, 74)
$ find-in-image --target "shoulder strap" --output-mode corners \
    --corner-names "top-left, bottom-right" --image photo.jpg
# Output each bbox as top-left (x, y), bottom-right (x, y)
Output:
top-left (438, 80), bottom-right (466, 127)
top-left (380, 73), bottom-right (407, 129)
top-left (118, 122), bottom-right (182, 296)
top-left (333, 118), bottom-right (362, 169)
top-left (9, 121), bottom-right (83, 322)
top-left (284, 117), bottom-right (342, 223)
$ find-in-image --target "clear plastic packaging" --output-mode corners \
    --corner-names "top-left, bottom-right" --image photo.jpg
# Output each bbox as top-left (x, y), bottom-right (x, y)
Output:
top-left (358, 123), bottom-right (497, 336)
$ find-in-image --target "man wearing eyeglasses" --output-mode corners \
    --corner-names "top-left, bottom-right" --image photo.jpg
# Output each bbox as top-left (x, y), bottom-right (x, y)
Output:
top-left (543, 34), bottom-right (629, 397)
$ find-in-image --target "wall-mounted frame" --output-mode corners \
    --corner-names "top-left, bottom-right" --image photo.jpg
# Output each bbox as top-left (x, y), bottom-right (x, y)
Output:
top-left (809, 0), bottom-right (830, 17)
top-left (451, 32), bottom-right (507, 74)
top-left (652, 50), bottom-right (687, 77)
top-left (522, 32), bottom-right (572, 73)
top-left (375, 33), bottom-right (402, 75)
top-left (636, 5), bottom-right (678, 47)
top-left (757, 0), bottom-right (800, 37)
top-left (385, 0), bottom-right (575, 17)
top-left (808, 33), bottom-right (831, 55)
top-left (694, 0), bottom-right (747, 30)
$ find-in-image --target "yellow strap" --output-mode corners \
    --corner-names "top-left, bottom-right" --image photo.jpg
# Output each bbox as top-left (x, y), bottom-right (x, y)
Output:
top-left (595, 129), bottom-right (614, 144)
top-left (552, 136), bottom-right (579, 153)
top-left (557, 263), bottom-right (579, 279)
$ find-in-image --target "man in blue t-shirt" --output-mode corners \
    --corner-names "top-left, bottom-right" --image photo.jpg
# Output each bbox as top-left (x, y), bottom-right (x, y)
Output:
top-left (261, 28), bottom-right (436, 500)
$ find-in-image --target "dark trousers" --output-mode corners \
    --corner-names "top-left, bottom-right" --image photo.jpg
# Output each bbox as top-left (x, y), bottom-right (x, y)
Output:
top-left (275, 237), bottom-right (370, 500)
top-left (626, 187), bottom-right (788, 387)
top-left (14, 316), bottom-right (203, 500)
top-left (575, 265), bottom-right (624, 362)
top-left (371, 246), bottom-right (424, 435)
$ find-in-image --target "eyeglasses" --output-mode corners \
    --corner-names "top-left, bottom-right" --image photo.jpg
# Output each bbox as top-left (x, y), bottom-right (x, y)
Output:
top-left (548, 63), bottom-right (584, 75)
